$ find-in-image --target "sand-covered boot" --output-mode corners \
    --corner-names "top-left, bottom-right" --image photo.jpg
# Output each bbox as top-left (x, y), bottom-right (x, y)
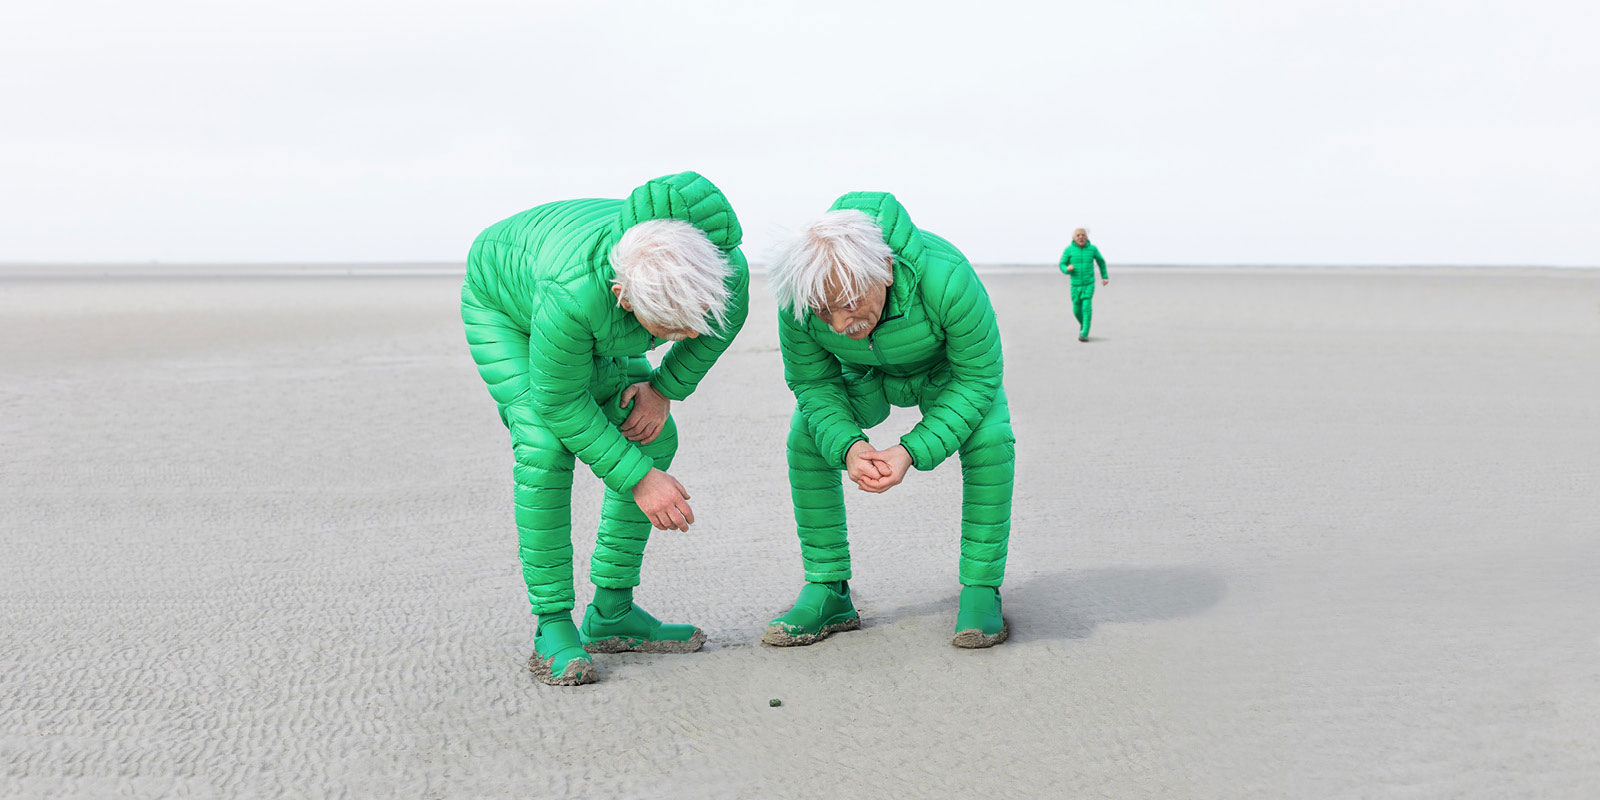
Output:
top-left (529, 615), bottom-right (596, 686)
top-left (951, 585), bottom-right (1008, 648)
top-left (763, 580), bottom-right (860, 647)
top-left (579, 587), bottom-right (706, 654)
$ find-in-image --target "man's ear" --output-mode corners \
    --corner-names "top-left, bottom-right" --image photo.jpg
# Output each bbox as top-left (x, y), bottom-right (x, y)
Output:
top-left (611, 284), bottom-right (632, 311)
top-left (885, 256), bottom-right (895, 285)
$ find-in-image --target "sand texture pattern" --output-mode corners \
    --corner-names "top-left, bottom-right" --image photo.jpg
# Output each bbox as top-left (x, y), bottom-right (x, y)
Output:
top-left (3, 268), bottom-right (1598, 798)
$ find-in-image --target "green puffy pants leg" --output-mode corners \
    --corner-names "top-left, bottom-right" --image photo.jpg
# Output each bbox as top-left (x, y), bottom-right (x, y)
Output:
top-left (786, 384), bottom-right (1014, 586)
top-left (948, 391), bottom-right (1015, 586)
top-left (592, 407), bottom-right (677, 591)
top-left (502, 372), bottom-right (676, 613)
top-left (786, 411), bottom-right (857, 583)
top-left (1071, 286), bottom-right (1094, 338)
top-left (506, 412), bottom-right (579, 614)
top-left (463, 285), bottom-right (674, 615)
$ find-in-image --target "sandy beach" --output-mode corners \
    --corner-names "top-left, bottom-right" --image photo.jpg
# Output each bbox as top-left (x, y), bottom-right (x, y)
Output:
top-left (2, 266), bottom-right (1597, 798)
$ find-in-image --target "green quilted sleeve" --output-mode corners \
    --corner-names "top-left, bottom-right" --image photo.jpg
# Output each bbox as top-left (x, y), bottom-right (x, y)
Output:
top-left (526, 282), bottom-right (655, 494)
top-left (779, 314), bottom-right (867, 470)
top-left (1094, 246), bottom-right (1108, 279)
top-left (1058, 246), bottom-right (1072, 275)
top-left (649, 248), bottom-right (750, 401)
top-left (898, 260), bottom-right (1004, 469)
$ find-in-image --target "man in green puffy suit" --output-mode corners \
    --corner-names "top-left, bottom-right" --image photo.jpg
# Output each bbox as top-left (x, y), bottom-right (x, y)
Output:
top-left (764, 192), bottom-right (1014, 649)
top-left (1059, 227), bottom-right (1109, 341)
top-left (461, 172), bottom-right (749, 686)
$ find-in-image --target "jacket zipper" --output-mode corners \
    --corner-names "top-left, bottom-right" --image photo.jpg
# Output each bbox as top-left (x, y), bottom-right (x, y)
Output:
top-left (866, 312), bottom-right (903, 365)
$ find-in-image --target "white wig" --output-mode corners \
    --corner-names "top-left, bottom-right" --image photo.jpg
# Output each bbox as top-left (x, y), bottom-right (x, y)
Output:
top-left (610, 219), bottom-right (732, 335)
top-left (769, 209), bottom-right (894, 321)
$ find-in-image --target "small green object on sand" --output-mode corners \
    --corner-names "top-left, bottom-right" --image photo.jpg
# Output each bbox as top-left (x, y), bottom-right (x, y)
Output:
top-left (769, 698), bottom-right (782, 707)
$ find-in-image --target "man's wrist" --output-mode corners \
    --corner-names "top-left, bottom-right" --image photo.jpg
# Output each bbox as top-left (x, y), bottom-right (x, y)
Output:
top-left (645, 375), bottom-right (680, 402)
top-left (844, 438), bottom-right (870, 462)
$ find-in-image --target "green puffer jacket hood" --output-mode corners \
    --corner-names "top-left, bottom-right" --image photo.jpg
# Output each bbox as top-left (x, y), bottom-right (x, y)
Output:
top-left (464, 171), bottom-right (750, 494)
top-left (780, 191), bottom-right (1004, 471)
top-left (829, 191), bottom-right (924, 272)
top-left (620, 171), bottom-right (743, 252)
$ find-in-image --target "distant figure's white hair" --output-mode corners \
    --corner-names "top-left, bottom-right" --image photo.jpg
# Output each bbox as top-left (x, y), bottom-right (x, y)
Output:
top-left (770, 209), bottom-right (894, 321)
top-left (610, 219), bottom-right (732, 335)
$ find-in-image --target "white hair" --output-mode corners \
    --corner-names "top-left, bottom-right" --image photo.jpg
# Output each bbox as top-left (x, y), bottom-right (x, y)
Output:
top-left (769, 209), bottom-right (894, 321)
top-left (610, 219), bottom-right (732, 335)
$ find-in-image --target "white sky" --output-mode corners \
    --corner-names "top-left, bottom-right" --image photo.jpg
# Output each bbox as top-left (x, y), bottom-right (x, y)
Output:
top-left (2, 1), bottom-right (1596, 265)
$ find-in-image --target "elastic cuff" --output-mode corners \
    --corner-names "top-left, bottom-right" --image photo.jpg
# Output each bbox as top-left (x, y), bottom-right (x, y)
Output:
top-left (647, 371), bottom-right (689, 402)
top-left (899, 437), bottom-right (933, 471)
top-left (832, 436), bottom-right (869, 470)
top-left (803, 569), bottom-right (853, 584)
top-left (604, 454), bottom-right (656, 495)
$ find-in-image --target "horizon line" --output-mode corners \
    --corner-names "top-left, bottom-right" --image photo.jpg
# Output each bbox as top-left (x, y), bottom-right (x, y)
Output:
top-left (1, 262), bottom-right (1596, 280)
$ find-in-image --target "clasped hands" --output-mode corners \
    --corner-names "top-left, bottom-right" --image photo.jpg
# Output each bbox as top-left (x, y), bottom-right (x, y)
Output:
top-left (846, 440), bottom-right (913, 493)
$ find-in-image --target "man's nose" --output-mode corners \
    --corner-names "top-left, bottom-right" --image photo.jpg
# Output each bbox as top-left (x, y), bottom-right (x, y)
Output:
top-left (829, 318), bottom-right (851, 334)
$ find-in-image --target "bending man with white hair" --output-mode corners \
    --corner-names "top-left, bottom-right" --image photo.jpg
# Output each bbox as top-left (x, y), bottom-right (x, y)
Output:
top-left (766, 192), bottom-right (1014, 649)
top-left (461, 172), bottom-right (749, 685)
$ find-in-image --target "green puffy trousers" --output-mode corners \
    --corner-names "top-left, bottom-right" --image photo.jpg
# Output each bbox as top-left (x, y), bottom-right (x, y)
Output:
top-left (779, 192), bottom-right (1015, 587)
top-left (461, 172), bottom-right (749, 615)
top-left (1059, 241), bottom-right (1107, 338)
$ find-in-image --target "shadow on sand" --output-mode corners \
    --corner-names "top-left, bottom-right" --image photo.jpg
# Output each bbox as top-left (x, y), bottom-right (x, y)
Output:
top-left (870, 567), bottom-right (1227, 643)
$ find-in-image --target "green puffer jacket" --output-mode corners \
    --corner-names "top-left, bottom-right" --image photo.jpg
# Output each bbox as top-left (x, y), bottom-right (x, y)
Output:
top-left (1058, 241), bottom-right (1107, 285)
top-left (464, 171), bottom-right (749, 493)
top-left (779, 192), bottom-right (1004, 471)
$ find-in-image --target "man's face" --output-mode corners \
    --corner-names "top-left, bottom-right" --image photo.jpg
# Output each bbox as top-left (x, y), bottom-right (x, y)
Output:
top-left (1074, 229), bottom-right (1088, 246)
top-left (813, 265), bottom-right (890, 340)
top-left (640, 319), bottom-right (699, 342)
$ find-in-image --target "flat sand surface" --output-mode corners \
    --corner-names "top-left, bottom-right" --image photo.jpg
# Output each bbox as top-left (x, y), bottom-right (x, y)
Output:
top-left (3, 267), bottom-right (1598, 798)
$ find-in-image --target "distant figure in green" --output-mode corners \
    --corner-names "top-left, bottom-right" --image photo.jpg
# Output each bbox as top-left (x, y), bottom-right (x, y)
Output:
top-left (1058, 228), bottom-right (1108, 342)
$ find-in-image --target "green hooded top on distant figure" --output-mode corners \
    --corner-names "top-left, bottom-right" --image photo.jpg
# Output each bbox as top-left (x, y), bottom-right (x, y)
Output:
top-left (1058, 228), bottom-right (1108, 340)
top-left (1058, 239), bottom-right (1107, 287)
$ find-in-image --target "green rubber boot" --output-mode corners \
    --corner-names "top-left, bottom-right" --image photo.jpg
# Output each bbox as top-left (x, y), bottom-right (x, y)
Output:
top-left (763, 580), bottom-right (861, 647)
top-left (529, 615), bottom-right (596, 686)
top-left (579, 587), bottom-right (706, 654)
top-left (951, 585), bottom-right (1008, 648)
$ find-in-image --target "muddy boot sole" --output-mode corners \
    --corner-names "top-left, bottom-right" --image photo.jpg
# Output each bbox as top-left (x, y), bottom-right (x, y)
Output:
top-left (582, 628), bottom-right (707, 654)
top-left (950, 620), bottom-right (1009, 649)
top-left (528, 651), bottom-right (597, 686)
top-left (762, 616), bottom-right (861, 647)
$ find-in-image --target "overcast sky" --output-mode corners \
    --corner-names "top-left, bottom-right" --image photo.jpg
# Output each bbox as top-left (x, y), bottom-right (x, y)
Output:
top-left (2, 1), bottom-right (1595, 265)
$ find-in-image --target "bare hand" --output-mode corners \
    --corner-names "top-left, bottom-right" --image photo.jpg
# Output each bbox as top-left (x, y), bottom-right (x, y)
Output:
top-left (1064, 265), bottom-right (1075, 273)
top-left (632, 468), bottom-right (694, 531)
top-left (1101, 278), bottom-right (1109, 287)
top-left (845, 440), bottom-right (891, 488)
top-left (618, 382), bottom-right (669, 443)
top-left (856, 445), bottom-right (913, 493)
